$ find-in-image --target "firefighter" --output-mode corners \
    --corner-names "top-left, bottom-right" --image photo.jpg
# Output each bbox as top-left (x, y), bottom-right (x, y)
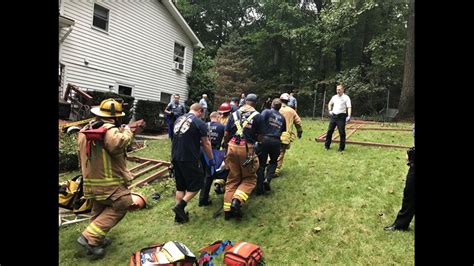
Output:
top-left (222, 93), bottom-right (264, 220)
top-left (256, 98), bottom-right (286, 195)
top-left (275, 93), bottom-right (303, 177)
top-left (218, 102), bottom-right (232, 126)
top-left (76, 98), bottom-right (140, 259)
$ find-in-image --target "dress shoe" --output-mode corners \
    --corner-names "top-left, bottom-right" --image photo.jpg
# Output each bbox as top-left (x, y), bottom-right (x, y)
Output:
top-left (384, 224), bottom-right (409, 231)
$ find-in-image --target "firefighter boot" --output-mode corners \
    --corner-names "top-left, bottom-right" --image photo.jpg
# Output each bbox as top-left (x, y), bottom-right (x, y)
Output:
top-left (224, 211), bottom-right (235, 220)
top-left (77, 235), bottom-right (106, 259)
top-left (231, 198), bottom-right (243, 219)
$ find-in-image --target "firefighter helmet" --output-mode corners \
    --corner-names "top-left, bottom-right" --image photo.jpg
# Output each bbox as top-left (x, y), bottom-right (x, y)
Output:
top-left (129, 192), bottom-right (147, 211)
top-left (280, 93), bottom-right (290, 101)
top-left (218, 102), bottom-right (232, 113)
top-left (91, 98), bottom-right (126, 118)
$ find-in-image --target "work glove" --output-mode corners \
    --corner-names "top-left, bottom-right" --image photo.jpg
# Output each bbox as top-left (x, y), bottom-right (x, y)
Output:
top-left (346, 116), bottom-right (351, 122)
top-left (329, 110), bottom-right (334, 116)
top-left (297, 130), bottom-right (303, 139)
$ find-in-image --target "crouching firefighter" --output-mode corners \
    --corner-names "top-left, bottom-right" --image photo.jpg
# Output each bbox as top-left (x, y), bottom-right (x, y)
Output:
top-left (222, 93), bottom-right (264, 220)
top-left (76, 98), bottom-right (139, 259)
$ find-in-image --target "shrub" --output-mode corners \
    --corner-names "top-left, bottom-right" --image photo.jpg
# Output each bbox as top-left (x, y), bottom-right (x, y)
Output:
top-left (134, 100), bottom-right (167, 133)
top-left (59, 133), bottom-right (79, 172)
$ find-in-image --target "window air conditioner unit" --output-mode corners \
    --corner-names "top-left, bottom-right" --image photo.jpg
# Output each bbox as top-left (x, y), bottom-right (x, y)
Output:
top-left (173, 61), bottom-right (184, 72)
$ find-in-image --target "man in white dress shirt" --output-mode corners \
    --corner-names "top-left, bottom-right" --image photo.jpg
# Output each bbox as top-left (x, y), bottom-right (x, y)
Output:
top-left (324, 84), bottom-right (352, 152)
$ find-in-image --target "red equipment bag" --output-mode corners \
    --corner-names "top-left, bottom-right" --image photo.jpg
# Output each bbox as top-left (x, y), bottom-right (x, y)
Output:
top-left (223, 241), bottom-right (264, 266)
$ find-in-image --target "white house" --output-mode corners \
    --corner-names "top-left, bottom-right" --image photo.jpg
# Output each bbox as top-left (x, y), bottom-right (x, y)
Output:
top-left (58, 0), bottom-right (203, 104)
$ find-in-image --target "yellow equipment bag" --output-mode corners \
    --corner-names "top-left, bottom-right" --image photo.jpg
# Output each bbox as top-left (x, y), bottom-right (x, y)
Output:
top-left (59, 175), bottom-right (92, 214)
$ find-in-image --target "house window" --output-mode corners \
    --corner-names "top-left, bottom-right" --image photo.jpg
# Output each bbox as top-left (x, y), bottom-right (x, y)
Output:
top-left (173, 43), bottom-right (185, 72)
top-left (161, 92), bottom-right (172, 103)
top-left (118, 85), bottom-right (132, 96)
top-left (93, 4), bottom-right (109, 31)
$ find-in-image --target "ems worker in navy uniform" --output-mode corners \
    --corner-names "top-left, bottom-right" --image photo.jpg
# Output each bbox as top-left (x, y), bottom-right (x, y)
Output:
top-left (325, 84), bottom-right (352, 152)
top-left (165, 94), bottom-right (187, 140)
top-left (222, 93), bottom-right (264, 220)
top-left (198, 111), bottom-right (226, 206)
top-left (171, 103), bottom-right (214, 223)
top-left (256, 98), bottom-right (286, 195)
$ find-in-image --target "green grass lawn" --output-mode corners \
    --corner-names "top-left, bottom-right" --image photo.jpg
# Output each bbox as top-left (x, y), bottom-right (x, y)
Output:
top-left (59, 118), bottom-right (414, 265)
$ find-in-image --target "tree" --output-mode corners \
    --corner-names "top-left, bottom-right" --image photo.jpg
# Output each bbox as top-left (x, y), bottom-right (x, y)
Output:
top-left (214, 33), bottom-right (257, 105)
top-left (186, 50), bottom-right (217, 110)
top-left (397, 0), bottom-right (414, 119)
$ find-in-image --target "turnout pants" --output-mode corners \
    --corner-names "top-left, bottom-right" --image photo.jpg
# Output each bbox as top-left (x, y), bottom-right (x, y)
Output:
top-left (275, 143), bottom-right (290, 175)
top-left (325, 113), bottom-right (347, 150)
top-left (82, 187), bottom-right (132, 246)
top-left (223, 142), bottom-right (259, 212)
top-left (257, 137), bottom-right (281, 192)
top-left (393, 166), bottom-right (415, 229)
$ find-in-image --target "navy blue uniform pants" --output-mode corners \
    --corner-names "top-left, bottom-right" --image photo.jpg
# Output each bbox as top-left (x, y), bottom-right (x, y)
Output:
top-left (393, 166), bottom-right (415, 229)
top-left (256, 137), bottom-right (281, 193)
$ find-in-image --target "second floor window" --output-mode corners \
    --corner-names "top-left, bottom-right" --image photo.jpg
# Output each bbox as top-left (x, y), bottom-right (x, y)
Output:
top-left (93, 4), bottom-right (109, 31)
top-left (173, 43), bottom-right (185, 72)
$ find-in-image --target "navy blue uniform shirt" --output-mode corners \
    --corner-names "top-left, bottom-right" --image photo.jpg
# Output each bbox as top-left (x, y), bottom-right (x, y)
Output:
top-left (172, 113), bottom-right (208, 161)
top-left (261, 109), bottom-right (286, 138)
top-left (225, 109), bottom-right (263, 144)
top-left (166, 102), bottom-right (187, 118)
top-left (207, 121), bottom-right (225, 149)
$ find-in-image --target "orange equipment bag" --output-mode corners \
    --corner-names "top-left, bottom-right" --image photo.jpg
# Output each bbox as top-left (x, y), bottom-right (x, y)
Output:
top-left (223, 241), bottom-right (264, 266)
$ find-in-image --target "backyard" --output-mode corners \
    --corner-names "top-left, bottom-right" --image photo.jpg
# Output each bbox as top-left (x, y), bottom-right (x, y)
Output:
top-left (59, 118), bottom-right (414, 265)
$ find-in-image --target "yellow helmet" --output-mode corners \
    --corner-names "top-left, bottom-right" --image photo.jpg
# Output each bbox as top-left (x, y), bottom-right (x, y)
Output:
top-left (90, 98), bottom-right (125, 118)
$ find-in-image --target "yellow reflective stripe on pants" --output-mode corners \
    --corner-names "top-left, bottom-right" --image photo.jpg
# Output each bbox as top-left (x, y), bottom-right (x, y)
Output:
top-left (86, 222), bottom-right (106, 237)
top-left (234, 190), bottom-right (249, 202)
top-left (223, 201), bottom-right (231, 210)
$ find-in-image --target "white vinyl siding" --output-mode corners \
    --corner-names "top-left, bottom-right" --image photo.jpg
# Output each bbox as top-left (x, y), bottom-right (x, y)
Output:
top-left (60, 0), bottom-right (194, 103)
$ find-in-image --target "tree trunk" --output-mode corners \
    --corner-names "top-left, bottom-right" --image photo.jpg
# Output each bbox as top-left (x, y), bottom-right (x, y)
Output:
top-left (397, 0), bottom-right (415, 119)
